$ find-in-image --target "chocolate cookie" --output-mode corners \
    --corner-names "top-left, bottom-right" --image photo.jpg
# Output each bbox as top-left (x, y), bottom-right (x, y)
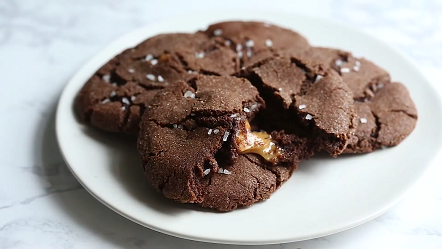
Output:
top-left (246, 57), bottom-right (357, 157)
top-left (205, 21), bottom-right (311, 69)
top-left (288, 47), bottom-right (417, 153)
top-left (74, 33), bottom-right (238, 134)
top-left (138, 76), bottom-right (314, 211)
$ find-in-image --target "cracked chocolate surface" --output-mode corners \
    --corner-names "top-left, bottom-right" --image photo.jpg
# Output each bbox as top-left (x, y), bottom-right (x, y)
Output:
top-left (286, 47), bottom-right (417, 153)
top-left (74, 33), bottom-right (238, 134)
top-left (138, 76), bottom-right (314, 211)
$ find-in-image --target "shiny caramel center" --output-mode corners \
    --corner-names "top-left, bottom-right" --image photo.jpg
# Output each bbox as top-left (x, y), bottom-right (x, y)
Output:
top-left (236, 121), bottom-right (282, 162)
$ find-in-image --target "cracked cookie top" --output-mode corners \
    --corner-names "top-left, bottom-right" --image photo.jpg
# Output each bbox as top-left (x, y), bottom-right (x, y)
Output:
top-left (138, 75), bottom-right (314, 211)
top-left (74, 33), bottom-right (238, 134)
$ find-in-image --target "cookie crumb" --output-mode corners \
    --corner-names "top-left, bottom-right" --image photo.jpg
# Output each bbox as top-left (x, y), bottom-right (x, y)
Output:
top-left (102, 75), bottom-right (111, 83)
top-left (146, 74), bottom-right (156, 81)
top-left (265, 39), bottom-right (273, 47)
top-left (183, 90), bottom-right (195, 99)
top-left (223, 131), bottom-right (230, 141)
top-left (151, 59), bottom-right (158, 66)
top-left (213, 129), bottom-right (220, 134)
top-left (360, 118), bottom-right (367, 123)
top-left (298, 104), bottom-right (306, 110)
top-left (122, 97), bottom-right (130, 105)
top-left (145, 54), bottom-right (153, 61)
top-left (305, 114), bottom-right (313, 120)
top-left (158, 75), bottom-right (164, 82)
top-left (195, 52), bottom-right (205, 58)
top-left (245, 40), bottom-right (254, 48)
top-left (213, 29), bottom-right (222, 36)
top-left (353, 66), bottom-right (360, 71)
top-left (340, 67), bottom-right (351, 73)
top-left (188, 70), bottom-right (197, 74)
top-left (128, 68), bottom-right (135, 73)
top-left (203, 169), bottom-right (211, 176)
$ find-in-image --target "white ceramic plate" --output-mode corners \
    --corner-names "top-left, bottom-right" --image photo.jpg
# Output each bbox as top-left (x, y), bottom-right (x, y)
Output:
top-left (56, 11), bottom-right (442, 245)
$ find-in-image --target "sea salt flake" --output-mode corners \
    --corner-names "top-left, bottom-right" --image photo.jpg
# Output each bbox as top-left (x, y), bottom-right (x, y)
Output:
top-left (246, 50), bottom-right (252, 57)
top-left (243, 107), bottom-right (250, 113)
top-left (102, 75), bottom-right (111, 82)
top-left (315, 75), bottom-right (323, 83)
top-left (355, 61), bottom-right (361, 67)
top-left (190, 113), bottom-right (195, 116)
top-left (183, 91), bottom-right (195, 99)
top-left (121, 106), bottom-right (126, 111)
top-left (223, 169), bottom-right (232, 175)
top-left (128, 68), bottom-right (135, 73)
top-left (213, 129), bottom-right (220, 134)
top-left (157, 75), bottom-right (164, 82)
top-left (145, 54), bottom-right (153, 61)
top-left (131, 96), bottom-right (136, 101)
top-left (225, 40), bottom-right (231, 46)
top-left (101, 99), bottom-right (110, 104)
top-left (203, 169), bottom-right (211, 176)
top-left (188, 70), bottom-right (196, 74)
top-left (278, 88), bottom-right (283, 91)
top-left (340, 67), bottom-right (351, 73)
top-left (110, 91), bottom-right (116, 97)
top-left (122, 97), bottom-right (130, 105)
top-left (360, 118), bottom-right (368, 123)
top-left (195, 52), bottom-right (205, 58)
top-left (173, 124), bottom-right (178, 128)
top-left (146, 74), bottom-right (156, 81)
top-left (230, 114), bottom-right (237, 118)
top-left (237, 51), bottom-right (243, 57)
top-left (208, 129), bottom-right (213, 135)
top-left (353, 66), bottom-right (360, 71)
top-left (265, 39), bottom-right (273, 47)
top-left (298, 104), bottom-right (306, 110)
top-left (218, 168), bottom-right (224, 173)
top-left (236, 44), bottom-right (242, 51)
top-left (213, 29), bottom-right (222, 36)
top-left (223, 131), bottom-right (230, 142)
top-left (177, 125), bottom-right (183, 129)
top-left (150, 59), bottom-right (158, 66)
top-left (245, 40), bottom-right (254, 47)
top-left (305, 114), bottom-right (313, 120)
top-left (335, 59), bottom-right (344, 66)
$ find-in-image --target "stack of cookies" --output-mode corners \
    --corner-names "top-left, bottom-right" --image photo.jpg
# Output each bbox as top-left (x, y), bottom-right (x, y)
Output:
top-left (75, 22), bottom-right (417, 211)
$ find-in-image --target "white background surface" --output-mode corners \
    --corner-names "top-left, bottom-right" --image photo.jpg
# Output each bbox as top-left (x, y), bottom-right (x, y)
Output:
top-left (1, 0), bottom-right (442, 248)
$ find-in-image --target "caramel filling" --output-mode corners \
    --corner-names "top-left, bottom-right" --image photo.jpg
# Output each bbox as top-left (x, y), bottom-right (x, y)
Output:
top-left (236, 121), bottom-right (282, 162)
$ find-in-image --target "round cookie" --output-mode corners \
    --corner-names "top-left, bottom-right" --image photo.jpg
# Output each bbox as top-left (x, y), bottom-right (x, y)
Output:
top-left (138, 75), bottom-right (313, 211)
top-left (246, 57), bottom-right (357, 157)
top-left (74, 33), bottom-right (238, 134)
top-left (287, 47), bottom-right (417, 153)
top-left (205, 21), bottom-right (311, 69)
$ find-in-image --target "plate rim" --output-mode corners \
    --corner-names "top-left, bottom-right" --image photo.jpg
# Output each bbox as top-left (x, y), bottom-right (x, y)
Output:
top-left (55, 10), bottom-right (442, 245)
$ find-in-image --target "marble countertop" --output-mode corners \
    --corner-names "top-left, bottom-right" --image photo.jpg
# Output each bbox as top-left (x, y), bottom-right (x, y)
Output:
top-left (1, 0), bottom-right (442, 248)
